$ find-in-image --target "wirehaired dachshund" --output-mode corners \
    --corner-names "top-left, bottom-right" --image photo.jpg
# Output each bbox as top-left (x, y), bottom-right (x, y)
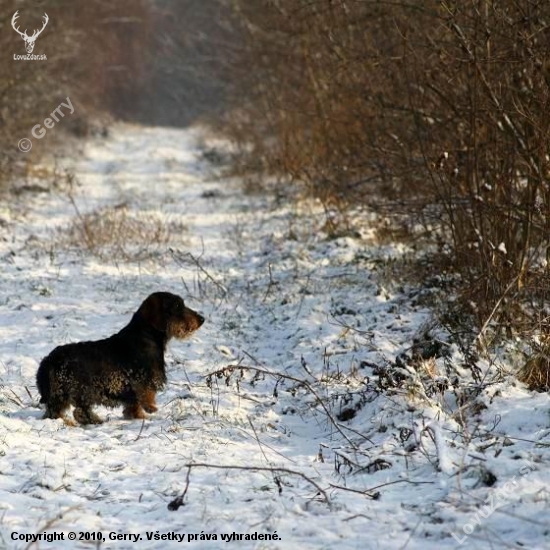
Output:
top-left (36, 292), bottom-right (204, 425)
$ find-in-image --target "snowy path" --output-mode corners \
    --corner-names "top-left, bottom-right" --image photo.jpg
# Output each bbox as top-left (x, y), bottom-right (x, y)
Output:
top-left (0, 125), bottom-right (549, 549)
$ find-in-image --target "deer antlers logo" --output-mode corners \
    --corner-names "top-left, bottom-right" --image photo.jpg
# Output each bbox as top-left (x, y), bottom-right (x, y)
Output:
top-left (12, 11), bottom-right (49, 54)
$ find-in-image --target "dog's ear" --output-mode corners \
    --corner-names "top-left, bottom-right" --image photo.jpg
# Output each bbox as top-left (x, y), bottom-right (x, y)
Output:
top-left (138, 294), bottom-right (167, 332)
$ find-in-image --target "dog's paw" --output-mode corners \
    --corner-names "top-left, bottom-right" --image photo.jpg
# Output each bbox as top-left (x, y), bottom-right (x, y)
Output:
top-left (142, 403), bottom-right (158, 413)
top-left (74, 408), bottom-right (104, 425)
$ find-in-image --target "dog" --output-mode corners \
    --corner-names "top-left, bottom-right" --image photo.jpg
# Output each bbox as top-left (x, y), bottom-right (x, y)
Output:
top-left (36, 292), bottom-right (204, 425)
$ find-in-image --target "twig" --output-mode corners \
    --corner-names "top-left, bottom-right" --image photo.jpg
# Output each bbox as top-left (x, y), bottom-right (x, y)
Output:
top-left (24, 506), bottom-right (80, 550)
top-left (210, 355), bottom-right (358, 449)
top-left (174, 462), bottom-right (331, 507)
top-left (364, 478), bottom-right (434, 493)
top-left (134, 419), bottom-right (146, 442)
top-left (247, 417), bottom-right (287, 493)
top-left (235, 424), bottom-right (297, 464)
top-left (65, 174), bottom-right (96, 253)
top-left (328, 482), bottom-right (379, 499)
top-left (24, 386), bottom-right (33, 402)
top-left (167, 465), bottom-right (191, 511)
top-left (475, 275), bottom-right (520, 352)
top-left (8, 389), bottom-right (24, 407)
top-left (262, 263), bottom-right (276, 303)
top-left (170, 247), bottom-right (227, 297)
top-left (399, 517), bottom-right (423, 550)
top-left (343, 513), bottom-right (373, 522)
top-left (337, 422), bottom-right (375, 445)
top-left (248, 417), bottom-right (271, 464)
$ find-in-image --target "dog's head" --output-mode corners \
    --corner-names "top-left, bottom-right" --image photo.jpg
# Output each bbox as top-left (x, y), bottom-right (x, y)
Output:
top-left (137, 292), bottom-right (204, 339)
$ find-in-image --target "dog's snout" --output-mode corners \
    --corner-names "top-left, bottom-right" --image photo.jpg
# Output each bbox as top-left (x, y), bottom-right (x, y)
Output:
top-left (182, 306), bottom-right (205, 329)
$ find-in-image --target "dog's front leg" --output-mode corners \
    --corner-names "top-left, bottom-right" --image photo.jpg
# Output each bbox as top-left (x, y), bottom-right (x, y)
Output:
top-left (140, 387), bottom-right (158, 413)
top-left (123, 403), bottom-right (148, 420)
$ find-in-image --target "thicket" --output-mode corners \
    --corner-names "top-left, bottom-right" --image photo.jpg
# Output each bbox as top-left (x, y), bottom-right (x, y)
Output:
top-left (0, 0), bottom-right (149, 186)
top-left (224, 0), bottom-right (550, 352)
top-left (0, 0), bottom-right (234, 187)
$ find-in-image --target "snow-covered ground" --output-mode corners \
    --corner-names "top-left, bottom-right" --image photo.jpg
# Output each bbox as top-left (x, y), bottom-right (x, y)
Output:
top-left (0, 125), bottom-right (549, 549)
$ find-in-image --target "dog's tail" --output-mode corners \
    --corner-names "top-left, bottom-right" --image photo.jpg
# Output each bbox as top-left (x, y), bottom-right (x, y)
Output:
top-left (36, 355), bottom-right (52, 404)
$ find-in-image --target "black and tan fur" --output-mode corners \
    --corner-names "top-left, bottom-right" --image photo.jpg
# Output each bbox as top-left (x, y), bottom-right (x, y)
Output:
top-left (36, 292), bottom-right (204, 425)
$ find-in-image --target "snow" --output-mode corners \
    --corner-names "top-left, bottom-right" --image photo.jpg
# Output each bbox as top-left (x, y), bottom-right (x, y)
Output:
top-left (1, 124), bottom-right (549, 549)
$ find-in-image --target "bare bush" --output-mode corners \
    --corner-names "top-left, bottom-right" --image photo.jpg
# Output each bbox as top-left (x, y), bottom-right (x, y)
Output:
top-left (63, 204), bottom-right (181, 262)
top-left (223, 0), bottom-right (550, 346)
top-left (518, 341), bottom-right (550, 392)
top-left (0, 0), bottom-right (151, 189)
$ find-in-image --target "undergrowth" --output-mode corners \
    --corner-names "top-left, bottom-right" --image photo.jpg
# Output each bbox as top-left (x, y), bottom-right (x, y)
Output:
top-left (219, 0), bottom-right (550, 387)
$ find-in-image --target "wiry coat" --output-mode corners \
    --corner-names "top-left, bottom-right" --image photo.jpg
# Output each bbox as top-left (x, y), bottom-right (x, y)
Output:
top-left (36, 292), bottom-right (204, 425)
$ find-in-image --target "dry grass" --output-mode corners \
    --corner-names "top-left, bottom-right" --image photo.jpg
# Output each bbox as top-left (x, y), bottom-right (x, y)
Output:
top-left (518, 346), bottom-right (550, 392)
top-left (62, 204), bottom-right (184, 262)
top-left (0, 1), bottom-right (151, 192)
top-left (221, 0), bottom-right (550, 353)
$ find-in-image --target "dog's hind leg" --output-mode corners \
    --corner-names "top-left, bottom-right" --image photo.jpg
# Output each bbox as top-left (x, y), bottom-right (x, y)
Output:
top-left (42, 376), bottom-right (70, 420)
top-left (42, 398), bottom-right (78, 426)
top-left (73, 404), bottom-right (103, 425)
top-left (43, 398), bottom-right (69, 420)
